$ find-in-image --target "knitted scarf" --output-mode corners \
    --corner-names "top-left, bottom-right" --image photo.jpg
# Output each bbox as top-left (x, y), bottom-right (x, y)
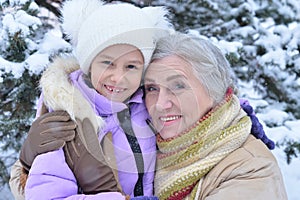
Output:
top-left (154, 90), bottom-right (251, 200)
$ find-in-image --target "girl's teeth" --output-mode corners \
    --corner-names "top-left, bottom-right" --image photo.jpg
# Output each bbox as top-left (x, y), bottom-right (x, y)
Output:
top-left (106, 85), bottom-right (124, 93)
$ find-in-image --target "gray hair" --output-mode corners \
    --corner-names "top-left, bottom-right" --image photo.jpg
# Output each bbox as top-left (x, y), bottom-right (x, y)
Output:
top-left (150, 32), bottom-right (236, 104)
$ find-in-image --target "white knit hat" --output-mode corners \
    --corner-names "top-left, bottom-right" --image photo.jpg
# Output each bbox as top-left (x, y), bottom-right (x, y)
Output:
top-left (61, 0), bottom-right (173, 74)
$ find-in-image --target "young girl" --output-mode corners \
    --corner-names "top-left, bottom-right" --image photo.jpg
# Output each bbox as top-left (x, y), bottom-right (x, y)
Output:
top-left (14, 0), bottom-right (172, 199)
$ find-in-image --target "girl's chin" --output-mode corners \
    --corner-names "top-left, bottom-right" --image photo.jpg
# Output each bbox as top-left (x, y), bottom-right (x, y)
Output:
top-left (100, 92), bottom-right (125, 102)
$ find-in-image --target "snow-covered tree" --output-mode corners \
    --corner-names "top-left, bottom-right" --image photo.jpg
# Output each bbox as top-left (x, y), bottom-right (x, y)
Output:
top-left (0, 0), bottom-right (71, 189)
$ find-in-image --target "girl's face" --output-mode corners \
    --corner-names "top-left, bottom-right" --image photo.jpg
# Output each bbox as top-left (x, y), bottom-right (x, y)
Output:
top-left (144, 55), bottom-right (214, 139)
top-left (90, 44), bottom-right (144, 102)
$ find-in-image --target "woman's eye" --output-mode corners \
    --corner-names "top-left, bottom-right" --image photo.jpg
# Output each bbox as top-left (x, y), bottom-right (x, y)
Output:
top-left (176, 84), bottom-right (185, 89)
top-left (172, 82), bottom-right (186, 90)
top-left (144, 85), bottom-right (158, 93)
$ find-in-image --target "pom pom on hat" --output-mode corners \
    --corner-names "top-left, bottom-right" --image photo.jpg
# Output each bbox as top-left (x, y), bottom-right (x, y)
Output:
top-left (142, 6), bottom-right (171, 30)
top-left (61, 0), bottom-right (173, 74)
top-left (61, 0), bottom-right (105, 46)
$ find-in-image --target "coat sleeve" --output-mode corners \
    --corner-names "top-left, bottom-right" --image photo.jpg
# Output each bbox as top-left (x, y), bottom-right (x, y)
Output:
top-left (9, 159), bottom-right (25, 200)
top-left (203, 157), bottom-right (287, 200)
top-left (25, 149), bottom-right (126, 200)
top-left (200, 136), bottom-right (288, 200)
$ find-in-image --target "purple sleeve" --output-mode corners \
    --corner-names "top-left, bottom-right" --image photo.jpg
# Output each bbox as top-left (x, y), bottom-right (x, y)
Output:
top-left (25, 149), bottom-right (125, 200)
top-left (25, 149), bottom-right (78, 199)
top-left (35, 93), bottom-right (45, 118)
top-left (141, 138), bottom-right (156, 196)
top-left (35, 92), bottom-right (54, 119)
top-left (142, 171), bottom-right (154, 196)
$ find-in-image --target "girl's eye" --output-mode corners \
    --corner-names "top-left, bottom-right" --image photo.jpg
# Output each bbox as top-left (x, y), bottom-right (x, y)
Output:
top-left (102, 61), bottom-right (113, 65)
top-left (127, 65), bottom-right (137, 69)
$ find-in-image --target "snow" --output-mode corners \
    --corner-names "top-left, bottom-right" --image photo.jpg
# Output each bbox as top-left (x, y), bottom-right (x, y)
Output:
top-left (2, 13), bottom-right (31, 36)
top-left (15, 10), bottom-right (41, 29)
top-left (218, 40), bottom-right (243, 54)
top-left (259, 49), bottom-right (287, 70)
top-left (0, 29), bottom-right (71, 79)
top-left (25, 31), bottom-right (72, 75)
top-left (257, 109), bottom-right (289, 126)
top-left (25, 53), bottom-right (50, 74)
top-left (39, 31), bottom-right (72, 54)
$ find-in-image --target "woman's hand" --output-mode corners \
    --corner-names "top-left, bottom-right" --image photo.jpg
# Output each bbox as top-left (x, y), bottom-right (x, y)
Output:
top-left (240, 99), bottom-right (275, 150)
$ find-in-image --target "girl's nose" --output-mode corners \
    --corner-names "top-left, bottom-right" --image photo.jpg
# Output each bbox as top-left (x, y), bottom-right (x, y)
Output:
top-left (109, 67), bottom-right (124, 82)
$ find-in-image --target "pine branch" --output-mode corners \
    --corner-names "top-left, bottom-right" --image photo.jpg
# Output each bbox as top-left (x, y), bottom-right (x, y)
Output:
top-left (35, 0), bottom-right (61, 17)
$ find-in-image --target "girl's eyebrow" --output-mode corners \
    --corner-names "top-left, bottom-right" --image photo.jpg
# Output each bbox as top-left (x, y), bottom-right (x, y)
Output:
top-left (128, 60), bottom-right (143, 65)
top-left (97, 55), bottom-right (143, 65)
top-left (97, 54), bottom-right (114, 60)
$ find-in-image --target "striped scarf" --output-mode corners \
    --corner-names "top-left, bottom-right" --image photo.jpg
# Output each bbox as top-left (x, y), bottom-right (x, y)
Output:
top-left (154, 91), bottom-right (251, 200)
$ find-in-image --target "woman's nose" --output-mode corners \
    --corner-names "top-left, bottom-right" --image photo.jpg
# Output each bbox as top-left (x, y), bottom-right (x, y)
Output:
top-left (155, 89), bottom-right (173, 111)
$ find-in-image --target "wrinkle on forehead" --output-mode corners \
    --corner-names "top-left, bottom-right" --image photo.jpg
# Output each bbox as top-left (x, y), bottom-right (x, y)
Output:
top-left (145, 60), bottom-right (193, 85)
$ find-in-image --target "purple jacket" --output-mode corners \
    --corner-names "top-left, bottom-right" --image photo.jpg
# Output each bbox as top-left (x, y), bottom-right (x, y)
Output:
top-left (25, 70), bottom-right (156, 199)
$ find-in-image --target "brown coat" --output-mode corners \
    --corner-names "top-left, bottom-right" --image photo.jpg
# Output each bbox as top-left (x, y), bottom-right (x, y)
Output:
top-left (198, 135), bottom-right (288, 200)
top-left (9, 159), bottom-right (24, 200)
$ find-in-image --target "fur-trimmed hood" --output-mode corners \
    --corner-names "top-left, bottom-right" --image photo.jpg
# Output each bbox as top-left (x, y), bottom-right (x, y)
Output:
top-left (40, 55), bottom-right (104, 130)
top-left (39, 55), bottom-right (105, 161)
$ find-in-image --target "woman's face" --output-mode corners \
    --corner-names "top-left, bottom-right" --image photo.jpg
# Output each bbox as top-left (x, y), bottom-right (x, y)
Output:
top-left (90, 44), bottom-right (144, 102)
top-left (144, 55), bottom-right (214, 139)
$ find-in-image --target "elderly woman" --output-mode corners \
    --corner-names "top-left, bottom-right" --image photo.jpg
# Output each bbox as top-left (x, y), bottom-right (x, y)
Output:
top-left (143, 32), bottom-right (287, 200)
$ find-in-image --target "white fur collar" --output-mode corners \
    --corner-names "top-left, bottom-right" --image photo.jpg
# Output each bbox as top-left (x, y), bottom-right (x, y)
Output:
top-left (39, 55), bottom-right (104, 135)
